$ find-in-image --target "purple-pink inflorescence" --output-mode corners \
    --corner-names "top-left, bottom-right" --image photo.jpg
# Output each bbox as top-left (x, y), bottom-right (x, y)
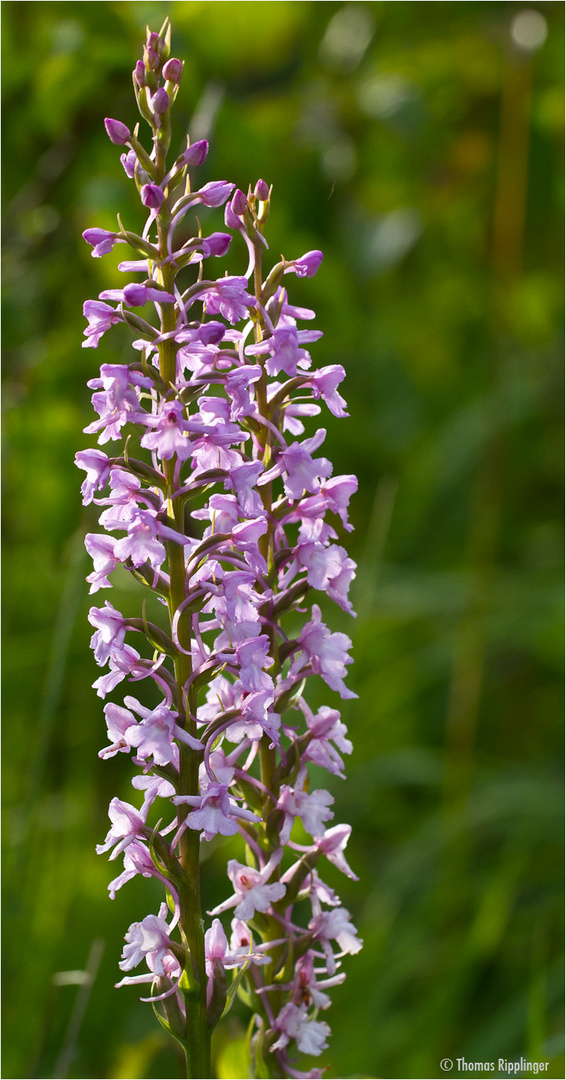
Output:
top-left (77, 19), bottom-right (361, 1080)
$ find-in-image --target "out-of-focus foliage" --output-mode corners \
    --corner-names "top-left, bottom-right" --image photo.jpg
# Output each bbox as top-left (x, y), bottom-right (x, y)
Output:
top-left (2, 2), bottom-right (563, 1078)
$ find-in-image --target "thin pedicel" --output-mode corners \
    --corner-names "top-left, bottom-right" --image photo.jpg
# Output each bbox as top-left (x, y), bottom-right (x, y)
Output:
top-left (77, 18), bottom-right (361, 1079)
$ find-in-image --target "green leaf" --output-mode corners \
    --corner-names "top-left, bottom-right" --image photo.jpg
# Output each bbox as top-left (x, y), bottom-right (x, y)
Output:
top-left (221, 957), bottom-right (253, 1020)
top-left (152, 1001), bottom-right (186, 1048)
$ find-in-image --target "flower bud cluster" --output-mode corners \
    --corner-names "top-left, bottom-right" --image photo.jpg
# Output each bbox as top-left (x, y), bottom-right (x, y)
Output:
top-left (78, 20), bottom-right (360, 1079)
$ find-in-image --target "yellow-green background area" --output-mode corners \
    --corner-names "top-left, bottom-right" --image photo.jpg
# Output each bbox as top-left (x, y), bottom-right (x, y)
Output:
top-left (2, 2), bottom-right (563, 1078)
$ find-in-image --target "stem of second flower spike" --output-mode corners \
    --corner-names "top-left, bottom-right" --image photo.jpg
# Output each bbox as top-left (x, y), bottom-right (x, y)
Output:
top-left (156, 211), bottom-right (211, 1077)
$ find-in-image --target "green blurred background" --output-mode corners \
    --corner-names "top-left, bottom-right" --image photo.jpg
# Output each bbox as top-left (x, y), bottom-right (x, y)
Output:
top-left (2, 2), bottom-right (564, 1078)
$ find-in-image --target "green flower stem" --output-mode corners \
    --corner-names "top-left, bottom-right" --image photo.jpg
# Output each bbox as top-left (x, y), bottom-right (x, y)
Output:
top-left (155, 191), bottom-right (211, 1078)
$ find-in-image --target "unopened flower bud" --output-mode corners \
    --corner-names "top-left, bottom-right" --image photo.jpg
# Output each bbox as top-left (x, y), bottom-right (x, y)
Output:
top-left (202, 232), bottom-right (232, 258)
top-left (104, 118), bottom-right (131, 145)
top-left (145, 46), bottom-right (160, 71)
top-left (183, 140), bottom-right (208, 166)
top-left (231, 189), bottom-right (248, 216)
top-left (133, 60), bottom-right (147, 87)
top-left (163, 57), bottom-right (183, 83)
top-left (254, 179), bottom-right (270, 202)
top-left (224, 202), bottom-right (242, 230)
top-left (146, 29), bottom-right (169, 67)
top-left (141, 183), bottom-right (165, 209)
top-left (150, 88), bottom-right (169, 115)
